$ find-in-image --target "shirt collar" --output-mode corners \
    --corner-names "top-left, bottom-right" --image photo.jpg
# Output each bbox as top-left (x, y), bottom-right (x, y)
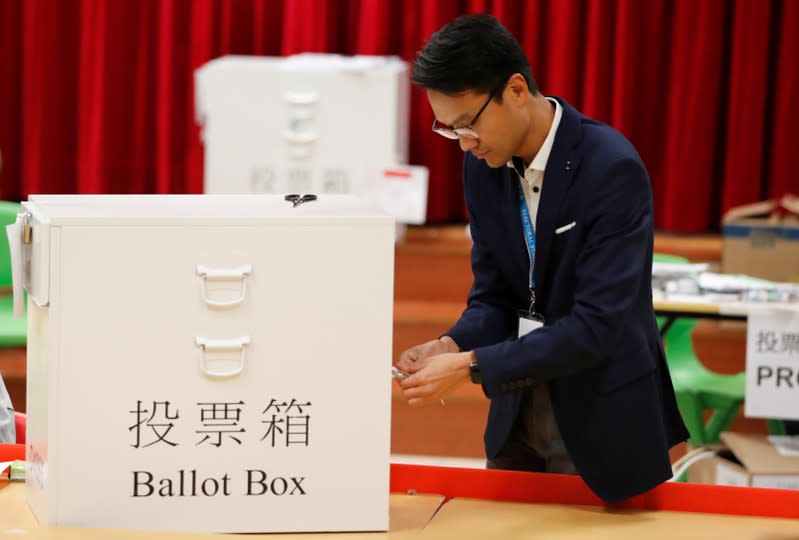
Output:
top-left (507, 97), bottom-right (563, 175)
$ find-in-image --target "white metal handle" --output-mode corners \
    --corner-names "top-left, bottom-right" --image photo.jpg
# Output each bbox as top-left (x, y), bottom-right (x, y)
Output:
top-left (283, 130), bottom-right (318, 144)
top-left (6, 212), bottom-right (28, 318)
top-left (283, 91), bottom-right (319, 105)
top-left (195, 336), bottom-right (250, 378)
top-left (196, 264), bottom-right (252, 308)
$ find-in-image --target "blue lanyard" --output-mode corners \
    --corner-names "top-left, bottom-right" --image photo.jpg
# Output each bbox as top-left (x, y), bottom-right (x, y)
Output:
top-left (517, 182), bottom-right (537, 313)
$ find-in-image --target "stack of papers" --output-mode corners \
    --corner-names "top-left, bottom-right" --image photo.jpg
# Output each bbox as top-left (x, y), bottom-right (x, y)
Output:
top-left (653, 266), bottom-right (799, 306)
top-left (698, 272), bottom-right (775, 293)
top-left (652, 262), bottom-right (709, 277)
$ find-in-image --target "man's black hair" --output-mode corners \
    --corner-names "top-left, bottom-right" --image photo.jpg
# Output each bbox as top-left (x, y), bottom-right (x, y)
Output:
top-left (411, 14), bottom-right (538, 99)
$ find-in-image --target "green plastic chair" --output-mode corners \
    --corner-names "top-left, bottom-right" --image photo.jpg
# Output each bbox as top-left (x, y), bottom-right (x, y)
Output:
top-left (653, 253), bottom-right (691, 265)
top-left (0, 201), bottom-right (27, 347)
top-left (654, 253), bottom-right (787, 443)
top-left (661, 317), bottom-right (746, 446)
top-left (654, 253), bottom-right (746, 446)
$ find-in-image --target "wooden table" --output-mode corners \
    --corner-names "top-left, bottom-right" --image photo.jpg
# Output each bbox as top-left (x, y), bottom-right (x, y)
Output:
top-left (420, 497), bottom-right (799, 539)
top-left (0, 480), bottom-right (443, 539)
top-left (3, 463), bottom-right (798, 539)
top-left (654, 297), bottom-right (799, 336)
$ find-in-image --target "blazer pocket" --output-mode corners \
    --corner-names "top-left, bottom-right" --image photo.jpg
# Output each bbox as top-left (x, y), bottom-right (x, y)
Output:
top-left (593, 341), bottom-right (658, 395)
top-left (555, 221), bottom-right (576, 235)
top-left (596, 365), bottom-right (656, 395)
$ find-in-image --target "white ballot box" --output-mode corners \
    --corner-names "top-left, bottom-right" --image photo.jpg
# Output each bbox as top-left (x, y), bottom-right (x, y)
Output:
top-left (195, 54), bottom-right (409, 197)
top-left (17, 194), bottom-right (394, 533)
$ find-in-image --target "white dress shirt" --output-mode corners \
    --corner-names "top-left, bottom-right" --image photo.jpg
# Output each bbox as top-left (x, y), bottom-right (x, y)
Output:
top-left (508, 97), bottom-right (563, 227)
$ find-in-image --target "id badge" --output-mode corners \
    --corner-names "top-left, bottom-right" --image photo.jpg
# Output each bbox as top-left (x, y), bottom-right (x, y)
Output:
top-left (518, 310), bottom-right (545, 338)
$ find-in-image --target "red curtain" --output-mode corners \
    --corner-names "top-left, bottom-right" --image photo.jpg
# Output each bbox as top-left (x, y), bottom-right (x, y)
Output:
top-left (1, 0), bottom-right (797, 232)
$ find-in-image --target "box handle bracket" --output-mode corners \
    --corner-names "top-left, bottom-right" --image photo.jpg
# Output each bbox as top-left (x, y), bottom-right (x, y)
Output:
top-left (195, 336), bottom-right (251, 378)
top-left (196, 264), bottom-right (252, 309)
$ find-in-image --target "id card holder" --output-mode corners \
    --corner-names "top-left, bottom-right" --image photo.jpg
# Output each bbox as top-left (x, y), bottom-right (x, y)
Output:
top-left (518, 310), bottom-right (544, 338)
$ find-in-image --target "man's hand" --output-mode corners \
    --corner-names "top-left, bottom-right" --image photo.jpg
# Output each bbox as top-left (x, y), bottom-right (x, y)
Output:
top-left (395, 336), bottom-right (459, 374)
top-left (398, 351), bottom-right (475, 407)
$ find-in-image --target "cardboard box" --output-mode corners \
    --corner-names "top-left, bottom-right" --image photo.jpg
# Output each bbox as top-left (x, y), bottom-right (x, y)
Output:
top-left (722, 194), bottom-right (799, 282)
top-left (688, 432), bottom-right (799, 490)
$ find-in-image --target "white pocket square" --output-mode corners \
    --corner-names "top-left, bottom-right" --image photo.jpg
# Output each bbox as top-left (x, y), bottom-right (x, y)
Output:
top-left (555, 221), bottom-right (576, 235)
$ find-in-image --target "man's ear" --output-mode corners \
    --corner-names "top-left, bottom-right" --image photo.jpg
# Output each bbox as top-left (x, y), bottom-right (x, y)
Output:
top-left (506, 73), bottom-right (530, 105)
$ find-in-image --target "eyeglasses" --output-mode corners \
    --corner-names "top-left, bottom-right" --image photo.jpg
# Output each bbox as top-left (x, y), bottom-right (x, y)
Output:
top-left (431, 78), bottom-right (508, 140)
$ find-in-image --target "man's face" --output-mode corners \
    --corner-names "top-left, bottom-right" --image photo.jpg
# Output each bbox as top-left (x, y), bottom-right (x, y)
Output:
top-left (426, 85), bottom-right (525, 168)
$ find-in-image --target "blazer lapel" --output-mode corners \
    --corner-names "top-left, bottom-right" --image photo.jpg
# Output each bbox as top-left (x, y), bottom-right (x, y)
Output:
top-left (534, 98), bottom-right (583, 299)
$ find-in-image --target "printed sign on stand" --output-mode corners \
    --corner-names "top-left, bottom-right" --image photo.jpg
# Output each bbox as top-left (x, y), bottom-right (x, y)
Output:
top-left (745, 309), bottom-right (799, 420)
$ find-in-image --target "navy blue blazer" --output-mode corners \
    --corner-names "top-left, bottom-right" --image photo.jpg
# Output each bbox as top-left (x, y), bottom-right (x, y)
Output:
top-left (445, 98), bottom-right (689, 502)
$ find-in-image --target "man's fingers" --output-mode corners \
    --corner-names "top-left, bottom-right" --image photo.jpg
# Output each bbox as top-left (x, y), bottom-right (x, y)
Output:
top-left (401, 379), bottom-right (443, 404)
top-left (397, 372), bottom-right (419, 389)
top-left (396, 340), bottom-right (449, 376)
top-left (397, 348), bottom-right (424, 371)
top-left (420, 340), bottom-right (447, 359)
top-left (406, 394), bottom-right (442, 407)
top-left (397, 351), bottom-right (413, 366)
top-left (406, 394), bottom-right (433, 407)
top-left (398, 355), bottom-right (445, 389)
top-left (407, 397), bottom-right (427, 407)
top-left (396, 358), bottom-right (419, 373)
top-left (400, 380), bottom-right (429, 397)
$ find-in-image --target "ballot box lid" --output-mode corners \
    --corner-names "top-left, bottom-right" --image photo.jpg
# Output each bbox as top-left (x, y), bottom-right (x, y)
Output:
top-left (25, 194), bottom-right (391, 226)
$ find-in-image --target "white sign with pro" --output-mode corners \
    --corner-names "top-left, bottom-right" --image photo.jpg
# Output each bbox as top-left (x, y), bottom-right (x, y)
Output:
top-left (745, 310), bottom-right (799, 420)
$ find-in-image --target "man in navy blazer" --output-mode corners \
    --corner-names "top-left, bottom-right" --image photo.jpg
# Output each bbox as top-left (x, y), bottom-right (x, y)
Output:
top-left (396, 14), bottom-right (689, 502)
